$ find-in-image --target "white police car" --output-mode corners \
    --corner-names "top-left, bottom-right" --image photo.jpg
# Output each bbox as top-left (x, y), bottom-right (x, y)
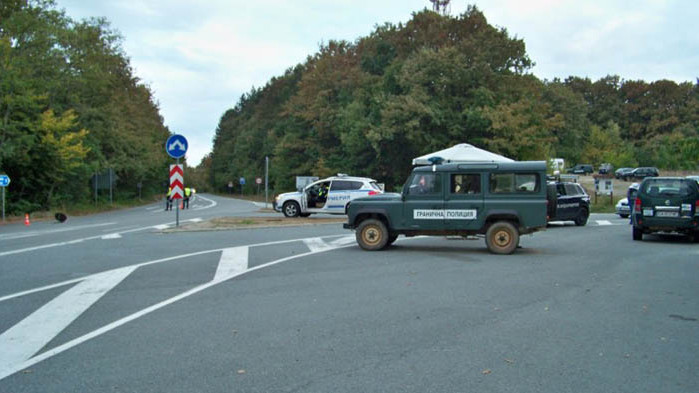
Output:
top-left (274, 174), bottom-right (383, 217)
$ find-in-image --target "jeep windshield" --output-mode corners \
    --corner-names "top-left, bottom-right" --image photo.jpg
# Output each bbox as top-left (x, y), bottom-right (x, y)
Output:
top-left (641, 179), bottom-right (693, 197)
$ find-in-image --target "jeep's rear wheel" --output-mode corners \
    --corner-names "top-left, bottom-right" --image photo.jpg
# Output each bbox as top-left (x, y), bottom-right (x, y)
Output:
top-left (282, 201), bottom-right (300, 217)
top-left (356, 219), bottom-right (389, 251)
top-left (632, 226), bottom-right (643, 241)
top-left (485, 221), bottom-right (519, 255)
top-left (574, 209), bottom-right (589, 226)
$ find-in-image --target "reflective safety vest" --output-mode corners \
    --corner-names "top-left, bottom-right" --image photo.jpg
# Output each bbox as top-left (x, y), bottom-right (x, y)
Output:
top-left (167, 187), bottom-right (172, 196)
top-left (184, 187), bottom-right (191, 197)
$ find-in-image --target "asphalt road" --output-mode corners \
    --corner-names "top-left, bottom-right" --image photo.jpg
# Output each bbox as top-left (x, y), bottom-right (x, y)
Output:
top-left (0, 195), bottom-right (697, 393)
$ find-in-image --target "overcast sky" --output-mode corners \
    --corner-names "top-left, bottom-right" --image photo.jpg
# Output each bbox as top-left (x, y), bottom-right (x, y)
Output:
top-left (58, 0), bottom-right (699, 166)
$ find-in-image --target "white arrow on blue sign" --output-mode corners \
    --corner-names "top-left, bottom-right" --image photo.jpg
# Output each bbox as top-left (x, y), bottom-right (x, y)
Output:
top-left (165, 134), bottom-right (188, 159)
top-left (0, 175), bottom-right (9, 187)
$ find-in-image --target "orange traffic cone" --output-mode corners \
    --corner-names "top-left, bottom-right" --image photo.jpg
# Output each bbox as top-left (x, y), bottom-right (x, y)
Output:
top-left (180, 201), bottom-right (184, 209)
top-left (24, 213), bottom-right (30, 226)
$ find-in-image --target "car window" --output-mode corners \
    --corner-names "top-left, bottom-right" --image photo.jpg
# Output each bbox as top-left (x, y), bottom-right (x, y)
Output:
top-left (564, 184), bottom-right (579, 196)
top-left (451, 174), bottom-right (481, 194)
top-left (408, 173), bottom-right (442, 195)
top-left (330, 181), bottom-right (350, 191)
top-left (556, 184), bottom-right (566, 196)
top-left (369, 181), bottom-right (383, 191)
top-left (348, 181), bottom-right (363, 190)
top-left (575, 185), bottom-right (586, 195)
top-left (641, 179), bottom-right (694, 197)
top-left (490, 173), bottom-right (539, 193)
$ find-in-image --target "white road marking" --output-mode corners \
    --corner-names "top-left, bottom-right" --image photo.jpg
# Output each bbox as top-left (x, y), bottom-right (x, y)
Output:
top-left (0, 266), bottom-right (136, 379)
top-left (303, 236), bottom-right (355, 252)
top-left (101, 233), bottom-right (122, 240)
top-left (303, 237), bottom-right (333, 252)
top-left (0, 219), bottom-right (202, 258)
top-left (596, 220), bottom-right (613, 226)
top-left (0, 234), bottom-right (353, 381)
top-left (213, 247), bottom-right (249, 282)
top-left (192, 195), bottom-right (217, 211)
top-left (145, 206), bottom-right (160, 211)
top-left (0, 222), bottom-right (117, 242)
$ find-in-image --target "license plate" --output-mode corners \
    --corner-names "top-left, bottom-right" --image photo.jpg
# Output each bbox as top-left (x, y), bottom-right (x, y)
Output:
top-left (656, 211), bottom-right (678, 218)
top-left (643, 209), bottom-right (653, 216)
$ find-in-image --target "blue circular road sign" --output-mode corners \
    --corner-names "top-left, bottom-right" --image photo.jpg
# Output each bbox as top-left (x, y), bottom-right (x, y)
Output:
top-left (0, 175), bottom-right (9, 187)
top-left (165, 134), bottom-right (188, 159)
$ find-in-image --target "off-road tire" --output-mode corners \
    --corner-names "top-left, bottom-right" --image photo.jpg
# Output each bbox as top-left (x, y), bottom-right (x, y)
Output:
top-left (485, 221), bottom-right (519, 255)
top-left (282, 201), bottom-right (300, 218)
top-left (632, 226), bottom-right (643, 241)
top-left (356, 219), bottom-right (389, 251)
top-left (574, 209), bottom-right (589, 226)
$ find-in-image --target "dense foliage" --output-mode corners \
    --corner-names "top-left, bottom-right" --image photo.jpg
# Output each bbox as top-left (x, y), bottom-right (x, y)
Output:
top-left (1, 0), bottom-right (171, 213)
top-left (209, 7), bottom-right (699, 193)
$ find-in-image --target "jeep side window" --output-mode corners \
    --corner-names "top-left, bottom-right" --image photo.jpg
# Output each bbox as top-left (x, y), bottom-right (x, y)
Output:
top-left (490, 173), bottom-right (539, 193)
top-left (408, 173), bottom-right (441, 195)
top-left (451, 174), bottom-right (480, 194)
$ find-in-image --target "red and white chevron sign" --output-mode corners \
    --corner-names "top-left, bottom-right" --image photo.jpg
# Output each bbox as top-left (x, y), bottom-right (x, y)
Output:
top-left (169, 164), bottom-right (184, 199)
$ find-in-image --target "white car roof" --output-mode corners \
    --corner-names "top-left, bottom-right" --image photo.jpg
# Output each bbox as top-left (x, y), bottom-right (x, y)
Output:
top-left (321, 176), bottom-right (376, 183)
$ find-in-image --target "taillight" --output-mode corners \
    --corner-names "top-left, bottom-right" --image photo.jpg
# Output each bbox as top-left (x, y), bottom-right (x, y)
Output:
top-left (634, 198), bottom-right (641, 213)
top-left (368, 191), bottom-right (380, 196)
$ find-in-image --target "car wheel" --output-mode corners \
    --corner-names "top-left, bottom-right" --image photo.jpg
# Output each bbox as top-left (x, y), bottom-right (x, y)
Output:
top-left (485, 221), bottom-right (519, 255)
top-left (356, 219), bottom-right (389, 251)
top-left (574, 209), bottom-right (589, 226)
top-left (299, 213), bottom-right (311, 218)
top-left (632, 227), bottom-right (643, 241)
top-left (619, 214), bottom-right (629, 219)
top-left (282, 201), bottom-right (300, 218)
top-left (693, 231), bottom-right (699, 243)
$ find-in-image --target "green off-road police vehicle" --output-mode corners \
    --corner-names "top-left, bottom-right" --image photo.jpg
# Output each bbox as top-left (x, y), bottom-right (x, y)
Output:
top-left (343, 161), bottom-right (548, 254)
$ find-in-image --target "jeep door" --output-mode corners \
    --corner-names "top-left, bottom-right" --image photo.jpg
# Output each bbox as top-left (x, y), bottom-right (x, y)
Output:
top-left (402, 172), bottom-right (445, 230)
top-left (444, 173), bottom-right (484, 230)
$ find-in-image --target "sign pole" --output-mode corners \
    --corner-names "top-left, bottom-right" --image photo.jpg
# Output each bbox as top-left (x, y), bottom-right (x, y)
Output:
top-left (265, 156), bottom-right (269, 208)
top-left (176, 158), bottom-right (180, 228)
top-left (2, 187), bottom-right (5, 223)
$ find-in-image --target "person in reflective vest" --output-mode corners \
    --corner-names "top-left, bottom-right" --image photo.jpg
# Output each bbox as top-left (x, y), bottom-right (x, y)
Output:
top-left (166, 187), bottom-right (173, 211)
top-left (183, 187), bottom-right (191, 209)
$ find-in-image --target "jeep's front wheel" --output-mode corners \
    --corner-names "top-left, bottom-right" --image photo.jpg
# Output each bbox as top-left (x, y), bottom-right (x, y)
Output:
top-left (485, 221), bottom-right (519, 255)
top-left (282, 201), bottom-right (300, 217)
top-left (356, 219), bottom-right (389, 251)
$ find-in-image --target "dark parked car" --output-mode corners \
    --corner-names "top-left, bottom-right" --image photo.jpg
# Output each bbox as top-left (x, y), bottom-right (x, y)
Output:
top-left (629, 167), bottom-right (659, 180)
top-left (546, 181), bottom-right (590, 226)
top-left (615, 167), bottom-right (634, 180)
top-left (566, 164), bottom-right (594, 175)
top-left (632, 177), bottom-right (699, 241)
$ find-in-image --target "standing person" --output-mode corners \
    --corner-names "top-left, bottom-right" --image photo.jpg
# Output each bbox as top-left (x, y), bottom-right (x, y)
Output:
top-left (165, 187), bottom-right (173, 211)
top-left (183, 187), bottom-right (191, 209)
